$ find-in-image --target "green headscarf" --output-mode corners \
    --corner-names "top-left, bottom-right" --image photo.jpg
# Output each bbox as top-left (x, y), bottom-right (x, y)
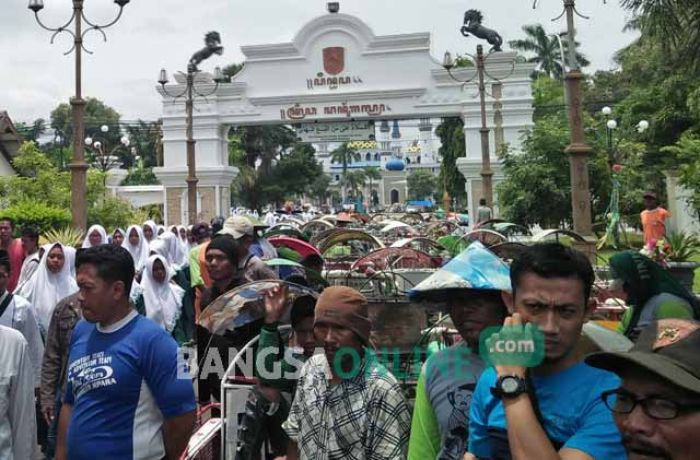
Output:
top-left (609, 251), bottom-right (699, 334)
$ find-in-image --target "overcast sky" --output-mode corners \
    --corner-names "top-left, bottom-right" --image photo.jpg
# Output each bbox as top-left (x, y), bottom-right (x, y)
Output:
top-left (1, 0), bottom-right (637, 124)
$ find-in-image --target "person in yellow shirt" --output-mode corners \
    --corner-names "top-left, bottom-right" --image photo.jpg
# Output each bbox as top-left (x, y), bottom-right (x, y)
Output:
top-left (641, 192), bottom-right (670, 245)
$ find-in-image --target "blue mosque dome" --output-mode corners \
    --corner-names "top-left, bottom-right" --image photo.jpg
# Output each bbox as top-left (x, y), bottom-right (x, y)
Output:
top-left (386, 158), bottom-right (405, 171)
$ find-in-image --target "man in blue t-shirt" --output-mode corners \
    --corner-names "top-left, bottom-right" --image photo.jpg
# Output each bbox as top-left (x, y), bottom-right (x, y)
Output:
top-left (468, 243), bottom-right (626, 460)
top-left (56, 245), bottom-right (196, 460)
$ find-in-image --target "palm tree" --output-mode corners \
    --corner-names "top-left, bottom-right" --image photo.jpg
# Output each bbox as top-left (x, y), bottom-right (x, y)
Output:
top-left (621, 0), bottom-right (700, 69)
top-left (330, 142), bottom-right (361, 200)
top-left (509, 24), bottom-right (590, 80)
top-left (363, 166), bottom-right (382, 209)
top-left (344, 169), bottom-right (366, 202)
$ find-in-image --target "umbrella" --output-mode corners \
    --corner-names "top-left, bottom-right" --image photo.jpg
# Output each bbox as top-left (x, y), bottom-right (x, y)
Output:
top-left (197, 280), bottom-right (319, 335)
top-left (268, 235), bottom-right (322, 258)
top-left (409, 241), bottom-right (511, 301)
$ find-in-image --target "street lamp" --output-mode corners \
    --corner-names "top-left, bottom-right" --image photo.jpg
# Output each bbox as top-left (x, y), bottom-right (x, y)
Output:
top-left (158, 32), bottom-right (225, 224)
top-left (596, 106), bottom-right (649, 248)
top-left (600, 106), bottom-right (648, 165)
top-left (84, 124), bottom-right (131, 178)
top-left (442, 44), bottom-right (513, 209)
top-left (54, 133), bottom-right (66, 171)
top-left (29, 0), bottom-right (130, 231)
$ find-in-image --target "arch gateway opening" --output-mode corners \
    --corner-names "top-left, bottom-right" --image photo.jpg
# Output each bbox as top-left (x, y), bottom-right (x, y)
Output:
top-left (155, 7), bottom-right (534, 224)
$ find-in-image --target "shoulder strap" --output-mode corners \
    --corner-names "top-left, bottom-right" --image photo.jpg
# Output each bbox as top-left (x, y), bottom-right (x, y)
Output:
top-left (0, 293), bottom-right (14, 320)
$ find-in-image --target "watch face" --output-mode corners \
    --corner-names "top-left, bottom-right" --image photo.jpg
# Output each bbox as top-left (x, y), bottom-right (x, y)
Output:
top-left (501, 376), bottom-right (520, 394)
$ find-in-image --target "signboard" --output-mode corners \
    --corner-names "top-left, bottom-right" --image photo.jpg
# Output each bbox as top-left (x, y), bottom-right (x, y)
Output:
top-left (294, 121), bottom-right (375, 142)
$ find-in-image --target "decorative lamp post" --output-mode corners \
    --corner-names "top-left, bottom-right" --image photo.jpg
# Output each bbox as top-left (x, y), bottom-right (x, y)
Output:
top-left (29, 0), bottom-right (130, 231)
top-left (533, 0), bottom-right (612, 236)
top-left (84, 124), bottom-right (131, 186)
top-left (442, 10), bottom-right (511, 209)
top-left (596, 106), bottom-right (649, 248)
top-left (158, 32), bottom-right (224, 225)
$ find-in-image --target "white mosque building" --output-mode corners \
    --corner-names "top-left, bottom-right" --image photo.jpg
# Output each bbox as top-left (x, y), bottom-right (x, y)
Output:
top-left (315, 118), bottom-right (441, 209)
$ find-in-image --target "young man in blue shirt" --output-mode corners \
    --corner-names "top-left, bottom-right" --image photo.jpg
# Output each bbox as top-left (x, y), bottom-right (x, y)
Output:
top-left (468, 243), bottom-right (626, 460)
top-left (56, 245), bottom-right (196, 460)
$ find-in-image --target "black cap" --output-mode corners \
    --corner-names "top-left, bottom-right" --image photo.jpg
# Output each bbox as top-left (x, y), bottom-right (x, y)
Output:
top-left (586, 319), bottom-right (700, 395)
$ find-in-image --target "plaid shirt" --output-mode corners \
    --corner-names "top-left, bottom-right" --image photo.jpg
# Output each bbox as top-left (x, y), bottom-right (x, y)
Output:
top-left (283, 353), bottom-right (411, 460)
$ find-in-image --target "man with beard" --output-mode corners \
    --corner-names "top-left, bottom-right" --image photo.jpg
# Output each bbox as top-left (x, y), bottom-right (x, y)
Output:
top-left (408, 242), bottom-right (510, 460)
top-left (468, 243), bottom-right (626, 460)
top-left (586, 319), bottom-right (700, 460)
top-left (283, 286), bottom-right (412, 459)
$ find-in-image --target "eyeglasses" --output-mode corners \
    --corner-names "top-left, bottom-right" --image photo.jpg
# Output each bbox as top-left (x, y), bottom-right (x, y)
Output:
top-left (601, 388), bottom-right (700, 420)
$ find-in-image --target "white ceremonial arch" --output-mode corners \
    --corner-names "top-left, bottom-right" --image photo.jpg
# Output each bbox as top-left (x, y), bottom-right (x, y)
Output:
top-left (155, 7), bottom-right (535, 224)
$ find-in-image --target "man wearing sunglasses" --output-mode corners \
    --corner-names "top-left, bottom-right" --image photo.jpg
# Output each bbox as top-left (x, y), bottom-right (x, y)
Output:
top-left (587, 318), bottom-right (700, 460)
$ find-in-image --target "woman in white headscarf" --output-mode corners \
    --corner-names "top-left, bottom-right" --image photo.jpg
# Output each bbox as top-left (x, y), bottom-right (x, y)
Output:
top-left (111, 228), bottom-right (126, 247)
top-left (176, 225), bottom-right (191, 256)
top-left (18, 243), bottom-right (78, 334)
top-left (122, 225), bottom-right (150, 275)
top-left (136, 255), bottom-right (184, 333)
top-left (81, 224), bottom-right (108, 248)
top-left (159, 231), bottom-right (188, 269)
top-left (142, 220), bottom-right (158, 243)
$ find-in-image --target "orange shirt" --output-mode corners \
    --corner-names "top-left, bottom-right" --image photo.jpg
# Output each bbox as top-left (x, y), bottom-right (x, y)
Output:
top-left (641, 207), bottom-right (669, 244)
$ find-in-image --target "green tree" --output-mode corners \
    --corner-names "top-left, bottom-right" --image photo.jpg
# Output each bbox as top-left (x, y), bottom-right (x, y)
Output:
top-left (223, 63), bottom-right (244, 81)
top-left (621, 0), bottom-right (700, 69)
top-left (407, 170), bottom-right (437, 200)
top-left (436, 118), bottom-right (466, 208)
top-left (0, 142), bottom-right (118, 229)
top-left (310, 174), bottom-right (331, 205)
top-left (229, 125), bottom-right (298, 174)
top-left (124, 120), bottom-right (161, 169)
top-left (344, 170), bottom-right (366, 199)
top-left (14, 118), bottom-right (46, 143)
top-left (262, 143), bottom-right (323, 203)
top-left (122, 157), bottom-right (160, 186)
top-left (330, 142), bottom-right (361, 200)
top-left (509, 24), bottom-right (590, 79)
top-left (662, 133), bottom-right (700, 218)
top-left (363, 166), bottom-right (381, 208)
top-left (50, 97), bottom-right (121, 147)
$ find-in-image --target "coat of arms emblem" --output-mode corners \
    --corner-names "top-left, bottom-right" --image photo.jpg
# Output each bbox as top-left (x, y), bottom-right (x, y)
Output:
top-left (323, 47), bottom-right (344, 75)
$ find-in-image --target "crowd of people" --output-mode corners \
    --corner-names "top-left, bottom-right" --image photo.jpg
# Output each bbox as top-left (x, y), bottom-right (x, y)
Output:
top-left (0, 212), bottom-right (699, 460)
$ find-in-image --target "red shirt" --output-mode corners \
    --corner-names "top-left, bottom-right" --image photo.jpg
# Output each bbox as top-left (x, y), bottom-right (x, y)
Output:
top-left (4, 238), bottom-right (25, 292)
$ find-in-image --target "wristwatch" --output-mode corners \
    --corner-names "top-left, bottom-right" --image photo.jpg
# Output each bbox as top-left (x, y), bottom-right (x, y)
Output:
top-left (490, 375), bottom-right (528, 399)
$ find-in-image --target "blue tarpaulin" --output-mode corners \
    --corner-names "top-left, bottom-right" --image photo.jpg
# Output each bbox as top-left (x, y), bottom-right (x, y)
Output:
top-left (407, 200), bottom-right (434, 207)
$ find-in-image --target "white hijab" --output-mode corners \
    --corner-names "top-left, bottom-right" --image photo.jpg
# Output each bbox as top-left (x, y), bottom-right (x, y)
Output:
top-left (159, 232), bottom-right (187, 269)
top-left (82, 224), bottom-right (108, 248)
top-left (141, 255), bottom-right (184, 332)
top-left (122, 225), bottom-right (150, 273)
top-left (143, 220), bottom-right (158, 242)
top-left (19, 243), bottom-right (78, 332)
top-left (149, 238), bottom-right (168, 260)
top-left (112, 228), bottom-right (125, 244)
top-left (176, 225), bottom-right (191, 255)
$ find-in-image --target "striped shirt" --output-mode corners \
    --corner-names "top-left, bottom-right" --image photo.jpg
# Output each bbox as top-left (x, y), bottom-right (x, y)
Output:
top-left (283, 353), bottom-right (411, 460)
